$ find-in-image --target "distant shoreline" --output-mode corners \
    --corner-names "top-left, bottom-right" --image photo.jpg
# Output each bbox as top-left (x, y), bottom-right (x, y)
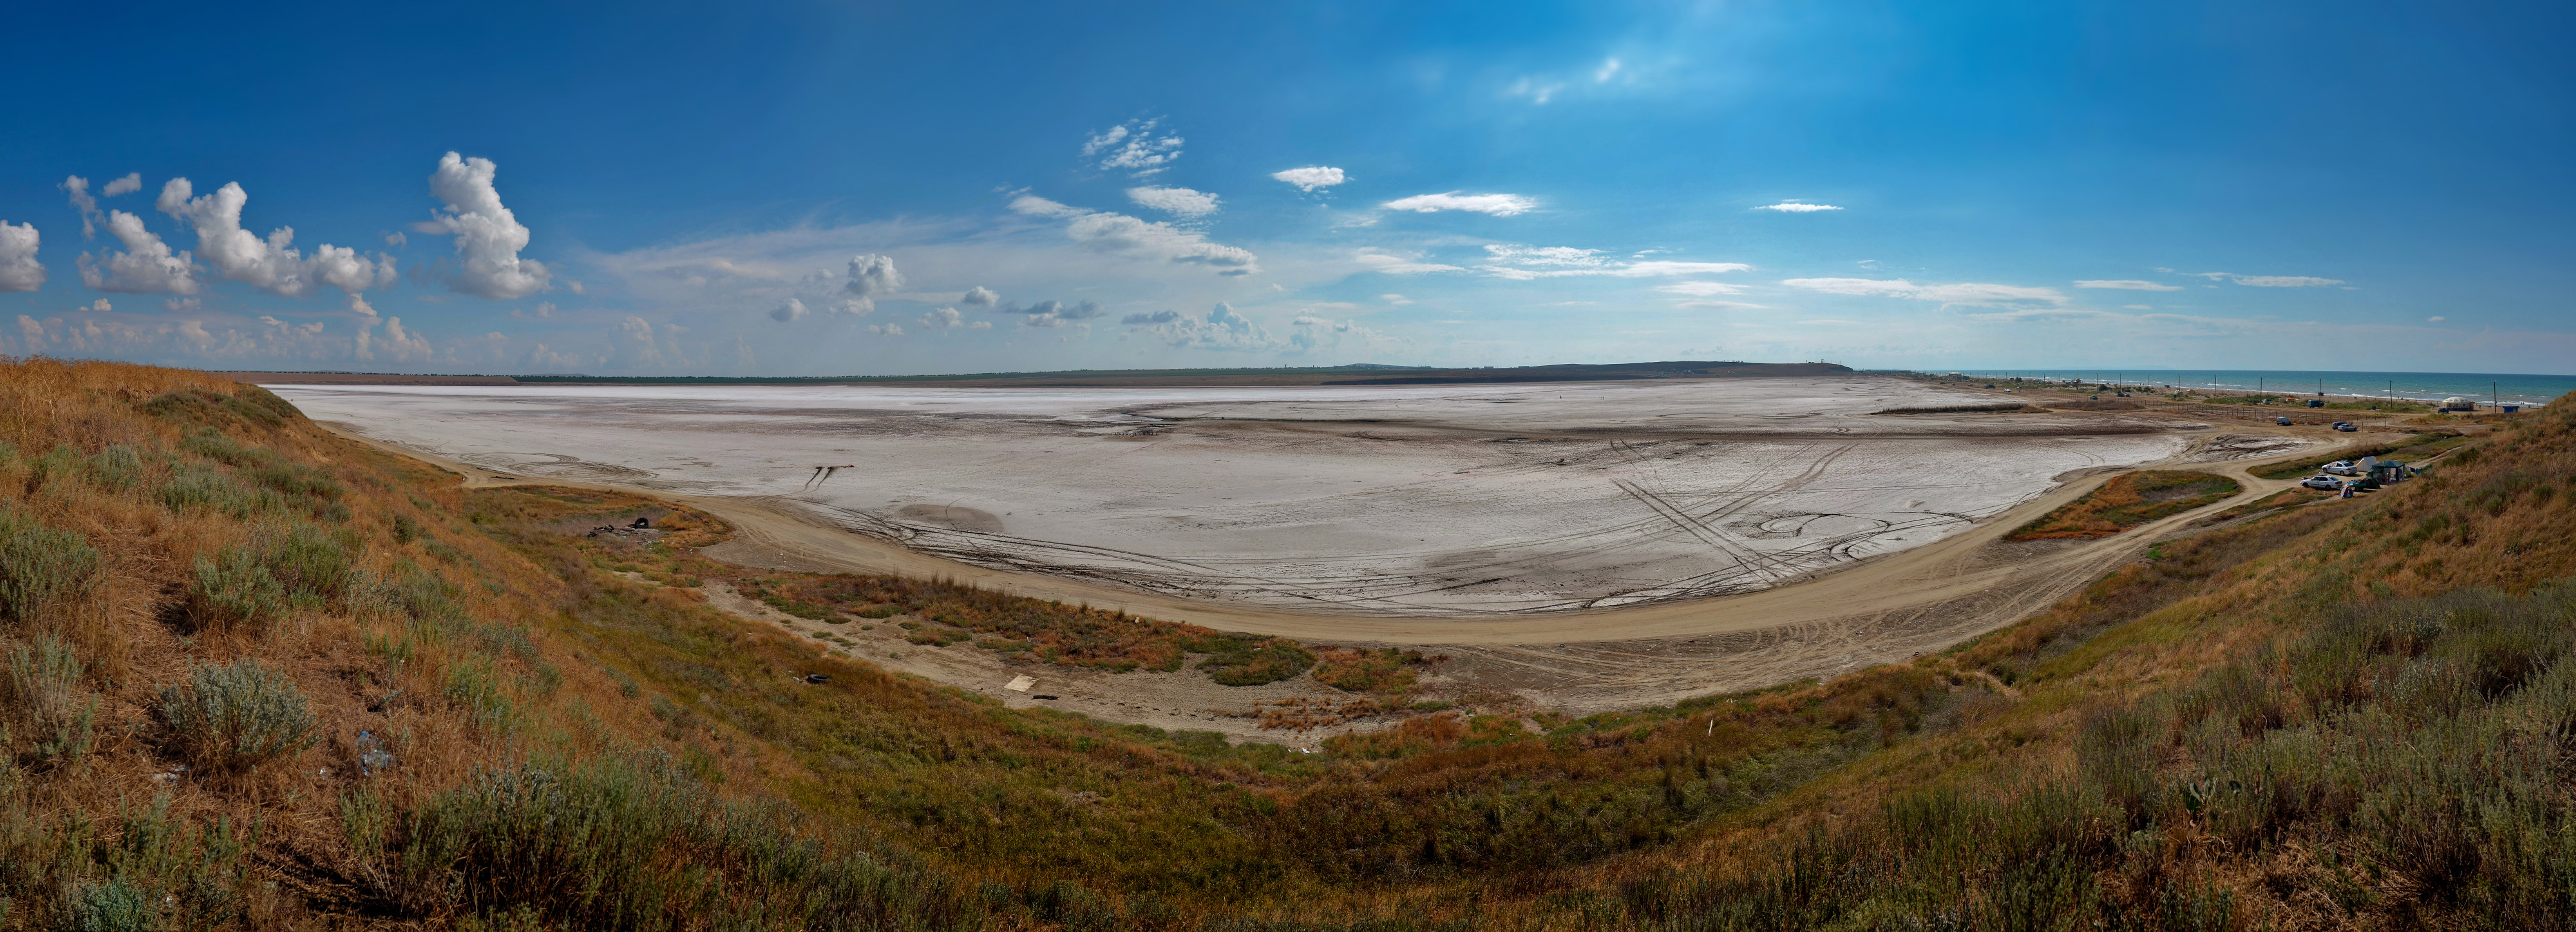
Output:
top-left (218, 360), bottom-right (1851, 388)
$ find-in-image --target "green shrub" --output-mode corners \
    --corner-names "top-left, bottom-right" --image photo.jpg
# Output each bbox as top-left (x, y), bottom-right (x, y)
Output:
top-left (390, 513), bottom-right (422, 544)
top-left (28, 444), bottom-right (86, 491)
top-left (182, 429), bottom-right (270, 468)
top-left (267, 523), bottom-right (354, 604)
top-left (1188, 634), bottom-right (1315, 686)
top-left (4, 633), bottom-right (97, 767)
top-left (159, 462), bottom-right (282, 517)
top-left (184, 524), bottom-right (359, 631)
top-left (184, 548), bottom-right (290, 633)
top-left (0, 508), bottom-right (102, 626)
top-left (88, 444), bottom-right (146, 491)
top-left (445, 658), bottom-right (518, 734)
top-left (375, 755), bottom-right (983, 929)
top-left (158, 659), bottom-right (319, 774)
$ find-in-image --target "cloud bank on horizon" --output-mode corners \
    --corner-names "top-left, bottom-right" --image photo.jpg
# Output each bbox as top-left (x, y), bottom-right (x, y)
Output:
top-left (0, 2), bottom-right (2568, 376)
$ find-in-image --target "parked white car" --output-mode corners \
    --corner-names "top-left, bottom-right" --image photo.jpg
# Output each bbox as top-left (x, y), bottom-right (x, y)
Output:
top-left (2302, 475), bottom-right (2345, 490)
top-left (2322, 461), bottom-right (2360, 475)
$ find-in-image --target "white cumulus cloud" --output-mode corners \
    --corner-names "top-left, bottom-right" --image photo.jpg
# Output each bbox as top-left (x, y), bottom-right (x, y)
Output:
top-left (1122, 301), bottom-right (1275, 350)
top-left (771, 298), bottom-right (808, 322)
top-left (1126, 185), bottom-right (1221, 218)
top-left (0, 220), bottom-right (45, 292)
top-left (78, 211), bottom-right (200, 295)
top-left (1755, 201), bottom-right (1841, 213)
top-left (1288, 315), bottom-right (1386, 353)
top-left (961, 285), bottom-right (998, 306)
top-left (424, 151), bottom-right (551, 299)
top-left (101, 173), bottom-right (142, 197)
top-left (1083, 119), bottom-right (1184, 176)
top-left (1381, 192), bottom-right (1538, 216)
top-left (2074, 280), bottom-right (2183, 291)
top-left (837, 252), bottom-right (902, 314)
top-left (156, 178), bottom-right (394, 297)
top-left (1271, 166), bottom-right (1347, 192)
top-left (59, 176), bottom-right (102, 238)
top-left (1016, 299), bottom-right (1104, 328)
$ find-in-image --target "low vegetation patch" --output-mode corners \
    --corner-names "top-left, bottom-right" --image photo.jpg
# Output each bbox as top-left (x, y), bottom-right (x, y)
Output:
top-left (2008, 470), bottom-right (2242, 540)
top-left (1311, 646), bottom-right (1439, 696)
top-left (2253, 430), bottom-right (2474, 479)
top-left (157, 659), bottom-right (319, 777)
top-left (1189, 633), bottom-right (1316, 685)
top-left (2322, 399), bottom-right (2433, 413)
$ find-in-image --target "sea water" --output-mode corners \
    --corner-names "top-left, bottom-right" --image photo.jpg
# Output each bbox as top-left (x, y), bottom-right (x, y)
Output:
top-left (1942, 370), bottom-right (2573, 406)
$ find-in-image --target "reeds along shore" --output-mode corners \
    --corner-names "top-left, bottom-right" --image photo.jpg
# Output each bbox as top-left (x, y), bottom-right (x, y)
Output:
top-left (0, 356), bottom-right (2571, 929)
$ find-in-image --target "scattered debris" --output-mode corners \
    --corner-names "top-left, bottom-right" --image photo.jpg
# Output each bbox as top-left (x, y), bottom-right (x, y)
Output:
top-left (1032, 694), bottom-right (1059, 701)
top-left (630, 516), bottom-right (652, 529)
top-left (587, 524), bottom-right (662, 541)
top-left (800, 673), bottom-right (831, 685)
top-left (1005, 674), bottom-right (1036, 692)
top-left (356, 732), bottom-right (395, 775)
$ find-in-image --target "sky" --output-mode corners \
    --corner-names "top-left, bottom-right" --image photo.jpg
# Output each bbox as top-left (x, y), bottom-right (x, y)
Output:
top-left (2, 0), bottom-right (2571, 376)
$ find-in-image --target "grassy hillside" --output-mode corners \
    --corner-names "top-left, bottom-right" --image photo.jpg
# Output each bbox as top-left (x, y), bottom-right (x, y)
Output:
top-left (0, 357), bottom-right (2568, 930)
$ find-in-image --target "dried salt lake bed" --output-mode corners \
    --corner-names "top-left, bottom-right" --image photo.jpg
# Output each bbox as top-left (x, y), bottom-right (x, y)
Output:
top-left (274, 376), bottom-right (2202, 616)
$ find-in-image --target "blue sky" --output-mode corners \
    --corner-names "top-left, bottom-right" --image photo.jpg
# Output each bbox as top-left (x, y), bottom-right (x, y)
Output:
top-left (2, 0), bottom-right (2570, 375)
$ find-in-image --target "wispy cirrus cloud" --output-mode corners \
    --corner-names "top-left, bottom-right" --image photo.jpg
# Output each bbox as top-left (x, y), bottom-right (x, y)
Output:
top-left (1353, 249), bottom-right (1466, 274)
top-left (1780, 277), bottom-right (2066, 309)
top-left (1479, 244), bottom-right (1750, 280)
top-left (1754, 200), bottom-right (1841, 213)
top-left (1381, 192), bottom-right (1537, 216)
top-left (1010, 195), bottom-right (1256, 274)
top-left (1657, 281), bottom-right (1747, 297)
top-left (2158, 268), bottom-right (2347, 288)
top-left (2231, 275), bottom-right (2345, 288)
top-left (1083, 119), bottom-right (1184, 176)
top-left (2074, 280), bottom-right (2181, 291)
